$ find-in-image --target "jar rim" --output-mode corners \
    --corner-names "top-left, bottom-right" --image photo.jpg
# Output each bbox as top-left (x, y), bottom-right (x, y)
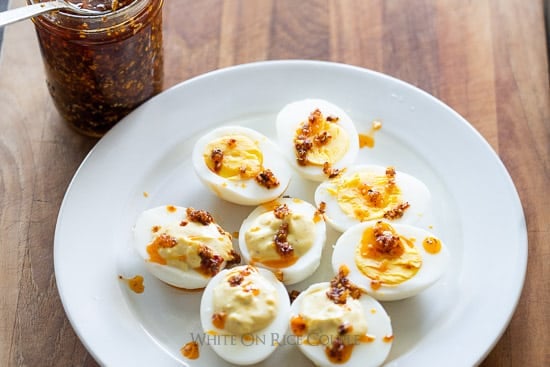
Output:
top-left (27, 0), bottom-right (150, 25)
top-left (28, 0), bottom-right (163, 33)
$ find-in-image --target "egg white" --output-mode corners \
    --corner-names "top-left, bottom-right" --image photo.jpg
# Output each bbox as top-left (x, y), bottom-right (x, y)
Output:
top-left (199, 266), bottom-right (291, 365)
top-left (191, 125), bottom-right (291, 206)
top-left (290, 282), bottom-right (393, 367)
top-left (238, 197), bottom-right (327, 285)
top-left (276, 99), bottom-right (359, 182)
top-left (332, 221), bottom-right (450, 301)
top-left (314, 164), bottom-right (431, 232)
top-left (133, 205), bottom-right (234, 289)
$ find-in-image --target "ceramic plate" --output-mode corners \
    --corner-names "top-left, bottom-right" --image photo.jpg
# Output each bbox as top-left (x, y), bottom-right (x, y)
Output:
top-left (55, 60), bottom-right (527, 366)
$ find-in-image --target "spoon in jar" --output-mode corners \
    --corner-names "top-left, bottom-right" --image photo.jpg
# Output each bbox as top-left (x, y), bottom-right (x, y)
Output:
top-left (0, 0), bottom-right (108, 28)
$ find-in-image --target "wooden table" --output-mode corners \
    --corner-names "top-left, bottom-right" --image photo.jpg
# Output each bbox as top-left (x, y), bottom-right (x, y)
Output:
top-left (0, 0), bottom-right (548, 366)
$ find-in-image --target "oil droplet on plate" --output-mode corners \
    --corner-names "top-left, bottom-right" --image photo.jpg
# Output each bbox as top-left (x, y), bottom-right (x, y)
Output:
top-left (119, 275), bottom-right (145, 294)
top-left (181, 341), bottom-right (200, 359)
top-left (359, 120), bottom-right (382, 148)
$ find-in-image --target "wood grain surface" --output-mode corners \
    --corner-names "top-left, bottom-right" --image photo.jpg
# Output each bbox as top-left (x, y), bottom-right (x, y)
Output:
top-left (0, 0), bottom-right (548, 366)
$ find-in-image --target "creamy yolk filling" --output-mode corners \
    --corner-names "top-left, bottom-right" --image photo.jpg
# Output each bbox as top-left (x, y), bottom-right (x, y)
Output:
top-left (244, 203), bottom-right (315, 268)
top-left (146, 222), bottom-right (234, 275)
top-left (291, 267), bottom-right (374, 364)
top-left (355, 221), bottom-right (422, 286)
top-left (294, 109), bottom-right (350, 166)
top-left (298, 285), bottom-right (368, 346)
top-left (204, 134), bottom-right (263, 180)
top-left (328, 169), bottom-right (402, 221)
top-left (212, 266), bottom-right (278, 335)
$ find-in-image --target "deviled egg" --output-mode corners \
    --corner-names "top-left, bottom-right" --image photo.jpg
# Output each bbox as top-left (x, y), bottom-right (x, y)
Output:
top-left (289, 266), bottom-right (393, 367)
top-left (276, 99), bottom-right (359, 181)
top-left (200, 265), bottom-right (291, 365)
top-left (133, 205), bottom-right (240, 289)
top-left (238, 197), bottom-right (327, 285)
top-left (332, 220), bottom-right (450, 301)
top-left (315, 164), bottom-right (431, 232)
top-left (192, 126), bottom-right (291, 205)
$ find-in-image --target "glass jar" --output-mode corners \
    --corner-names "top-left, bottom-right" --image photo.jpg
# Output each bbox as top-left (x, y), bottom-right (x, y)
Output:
top-left (29, 0), bottom-right (164, 137)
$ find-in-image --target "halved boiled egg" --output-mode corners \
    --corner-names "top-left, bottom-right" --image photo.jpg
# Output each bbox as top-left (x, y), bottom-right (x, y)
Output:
top-left (192, 126), bottom-right (291, 206)
top-left (332, 220), bottom-right (450, 301)
top-left (200, 265), bottom-right (291, 365)
top-left (315, 164), bottom-right (431, 232)
top-left (133, 205), bottom-right (240, 289)
top-left (276, 99), bottom-right (359, 181)
top-left (289, 266), bottom-right (393, 367)
top-left (238, 197), bottom-right (326, 285)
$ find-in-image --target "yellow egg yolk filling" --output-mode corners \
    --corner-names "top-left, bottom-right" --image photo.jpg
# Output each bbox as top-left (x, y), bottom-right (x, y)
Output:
top-left (297, 284), bottom-right (368, 346)
top-left (204, 134), bottom-right (263, 180)
top-left (146, 222), bottom-right (235, 276)
top-left (355, 221), bottom-right (422, 286)
top-left (211, 266), bottom-right (278, 335)
top-left (294, 109), bottom-right (350, 166)
top-left (328, 168), bottom-right (403, 221)
top-left (244, 203), bottom-right (316, 268)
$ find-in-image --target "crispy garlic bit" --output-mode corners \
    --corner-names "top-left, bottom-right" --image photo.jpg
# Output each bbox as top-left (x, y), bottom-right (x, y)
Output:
top-left (329, 166), bottom-right (410, 221)
top-left (322, 162), bottom-right (342, 179)
top-left (294, 109), bottom-right (350, 167)
top-left (255, 169), bottom-right (280, 189)
top-left (212, 266), bottom-right (278, 335)
top-left (245, 203), bottom-right (316, 268)
top-left (326, 265), bottom-right (363, 304)
top-left (146, 208), bottom-right (239, 277)
top-left (290, 268), bottom-right (367, 363)
top-left (313, 201), bottom-right (326, 223)
top-left (355, 221), bottom-right (422, 287)
top-left (203, 134), bottom-right (280, 189)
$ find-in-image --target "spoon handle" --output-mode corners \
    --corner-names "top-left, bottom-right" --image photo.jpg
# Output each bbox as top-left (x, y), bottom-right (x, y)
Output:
top-left (0, 1), bottom-right (68, 28)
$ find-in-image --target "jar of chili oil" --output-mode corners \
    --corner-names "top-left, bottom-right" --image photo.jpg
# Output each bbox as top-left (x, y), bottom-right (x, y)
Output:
top-left (29, 0), bottom-right (164, 137)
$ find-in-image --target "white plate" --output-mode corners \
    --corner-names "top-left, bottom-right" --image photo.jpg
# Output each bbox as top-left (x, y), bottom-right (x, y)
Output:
top-left (55, 60), bottom-right (527, 366)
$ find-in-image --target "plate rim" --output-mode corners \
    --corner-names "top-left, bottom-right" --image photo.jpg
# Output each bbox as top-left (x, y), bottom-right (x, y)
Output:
top-left (54, 59), bottom-right (528, 366)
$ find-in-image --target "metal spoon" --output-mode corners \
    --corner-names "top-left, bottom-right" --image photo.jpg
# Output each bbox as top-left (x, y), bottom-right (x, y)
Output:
top-left (0, 0), bottom-right (108, 28)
